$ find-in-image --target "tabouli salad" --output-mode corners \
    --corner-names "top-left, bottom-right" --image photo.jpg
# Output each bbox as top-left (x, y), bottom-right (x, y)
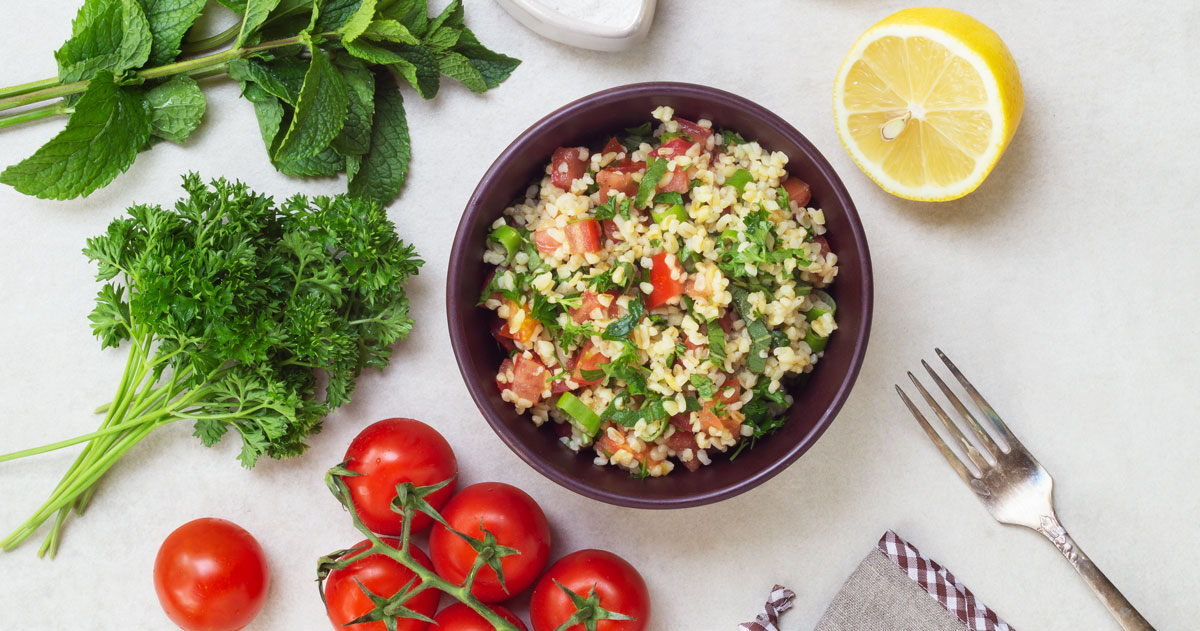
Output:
top-left (480, 106), bottom-right (839, 477)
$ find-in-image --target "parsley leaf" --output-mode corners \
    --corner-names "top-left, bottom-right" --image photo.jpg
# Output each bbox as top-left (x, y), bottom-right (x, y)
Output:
top-left (635, 157), bottom-right (668, 208)
top-left (622, 121), bottom-right (654, 149)
top-left (690, 374), bottom-right (715, 399)
top-left (602, 298), bottom-right (644, 340)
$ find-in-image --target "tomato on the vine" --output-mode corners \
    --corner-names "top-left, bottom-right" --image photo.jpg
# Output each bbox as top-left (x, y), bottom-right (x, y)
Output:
top-left (343, 418), bottom-right (458, 535)
top-left (433, 603), bottom-right (528, 631)
top-left (430, 482), bottom-right (551, 602)
top-left (153, 518), bottom-right (269, 631)
top-left (323, 539), bottom-right (441, 631)
top-left (530, 549), bottom-right (650, 631)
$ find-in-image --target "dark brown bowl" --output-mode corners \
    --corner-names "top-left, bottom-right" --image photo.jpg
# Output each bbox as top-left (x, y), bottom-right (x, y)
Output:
top-left (447, 82), bottom-right (872, 508)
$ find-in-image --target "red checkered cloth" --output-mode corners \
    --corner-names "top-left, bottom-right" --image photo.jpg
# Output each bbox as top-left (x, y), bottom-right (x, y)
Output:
top-left (877, 530), bottom-right (1013, 631)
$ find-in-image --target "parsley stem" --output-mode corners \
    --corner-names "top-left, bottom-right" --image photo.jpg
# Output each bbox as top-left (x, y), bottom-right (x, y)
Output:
top-left (0, 414), bottom-right (165, 462)
top-left (0, 32), bottom-right (338, 114)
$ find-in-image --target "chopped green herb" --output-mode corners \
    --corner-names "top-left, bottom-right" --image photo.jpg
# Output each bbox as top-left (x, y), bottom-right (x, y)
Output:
top-left (690, 374), bottom-right (715, 399)
top-left (660, 131), bottom-right (693, 142)
top-left (746, 319), bottom-right (773, 374)
top-left (723, 130), bottom-right (746, 146)
top-left (725, 168), bottom-right (753, 194)
top-left (708, 320), bottom-right (726, 364)
top-left (653, 192), bottom-right (684, 205)
top-left (603, 298), bottom-right (644, 340)
top-left (594, 195), bottom-right (632, 221)
top-left (635, 157), bottom-right (669, 208)
top-left (622, 121), bottom-right (655, 149)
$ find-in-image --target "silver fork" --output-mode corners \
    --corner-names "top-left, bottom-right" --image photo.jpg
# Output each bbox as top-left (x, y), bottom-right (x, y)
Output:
top-left (896, 349), bottom-right (1154, 631)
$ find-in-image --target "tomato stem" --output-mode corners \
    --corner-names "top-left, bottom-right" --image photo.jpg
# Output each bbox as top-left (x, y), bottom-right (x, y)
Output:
top-left (319, 472), bottom-right (524, 631)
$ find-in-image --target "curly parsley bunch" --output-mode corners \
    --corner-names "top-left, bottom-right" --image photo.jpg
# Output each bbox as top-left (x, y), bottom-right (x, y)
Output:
top-left (1, 174), bottom-right (423, 556)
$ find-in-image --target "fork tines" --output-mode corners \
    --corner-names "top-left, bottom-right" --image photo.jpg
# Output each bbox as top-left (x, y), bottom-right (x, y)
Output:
top-left (895, 348), bottom-right (1019, 482)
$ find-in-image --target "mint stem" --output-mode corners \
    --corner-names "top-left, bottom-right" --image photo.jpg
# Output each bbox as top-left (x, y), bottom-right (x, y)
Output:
top-left (0, 32), bottom-right (332, 114)
top-left (0, 102), bottom-right (69, 129)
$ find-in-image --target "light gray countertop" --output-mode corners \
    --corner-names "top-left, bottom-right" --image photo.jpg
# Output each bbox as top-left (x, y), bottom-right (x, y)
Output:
top-left (1, 1), bottom-right (1196, 629)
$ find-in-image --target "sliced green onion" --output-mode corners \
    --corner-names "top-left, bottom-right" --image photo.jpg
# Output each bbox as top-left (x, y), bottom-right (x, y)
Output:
top-left (557, 392), bottom-right (601, 436)
top-left (487, 225), bottom-right (522, 264)
top-left (651, 203), bottom-right (688, 226)
top-left (805, 289), bottom-right (836, 321)
top-left (725, 168), bottom-right (753, 194)
top-left (720, 229), bottom-right (740, 243)
top-left (806, 327), bottom-right (829, 353)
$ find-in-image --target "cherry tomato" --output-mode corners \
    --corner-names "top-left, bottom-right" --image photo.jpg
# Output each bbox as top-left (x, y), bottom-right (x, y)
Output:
top-left (324, 539), bottom-right (441, 631)
top-left (153, 518), bottom-right (269, 631)
top-left (430, 482), bottom-right (551, 603)
top-left (530, 549), bottom-right (650, 631)
top-left (433, 603), bottom-right (528, 631)
top-left (343, 418), bottom-right (458, 536)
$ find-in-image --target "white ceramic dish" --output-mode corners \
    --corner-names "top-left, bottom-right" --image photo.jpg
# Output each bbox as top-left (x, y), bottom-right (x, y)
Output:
top-left (495, 0), bottom-right (657, 52)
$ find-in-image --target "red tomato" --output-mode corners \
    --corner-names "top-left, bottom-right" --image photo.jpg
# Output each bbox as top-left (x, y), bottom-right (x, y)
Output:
top-left (530, 549), bottom-right (650, 631)
top-left (656, 167), bottom-right (690, 193)
top-left (551, 147), bottom-right (588, 190)
top-left (652, 136), bottom-right (695, 159)
top-left (153, 518), bottom-right (269, 631)
top-left (607, 158), bottom-right (646, 173)
top-left (565, 219), bottom-right (602, 253)
top-left (490, 317), bottom-right (518, 352)
top-left (498, 300), bottom-right (540, 345)
top-left (811, 234), bottom-right (831, 256)
top-left (570, 291), bottom-right (618, 324)
top-left (343, 419), bottom-right (458, 536)
top-left (433, 603), bottom-right (528, 631)
top-left (600, 137), bottom-right (625, 158)
top-left (596, 168), bottom-right (639, 203)
top-left (675, 118), bottom-right (712, 145)
top-left (324, 540), bottom-right (441, 631)
top-left (601, 218), bottom-right (623, 243)
top-left (496, 358), bottom-right (515, 395)
top-left (534, 229), bottom-right (563, 255)
top-left (782, 177), bottom-right (812, 207)
top-left (570, 341), bottom-right (610, 386)
top-left (645, 252), bottom-right (685, 310)
top-left (430, 483), bottom-right (552, 603)
top-left (511, 353), bottom-right (549, 405)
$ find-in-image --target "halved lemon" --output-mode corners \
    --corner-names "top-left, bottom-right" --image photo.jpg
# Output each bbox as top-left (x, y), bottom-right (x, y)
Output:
top-left (833, 8), bottom-right (1023, 201)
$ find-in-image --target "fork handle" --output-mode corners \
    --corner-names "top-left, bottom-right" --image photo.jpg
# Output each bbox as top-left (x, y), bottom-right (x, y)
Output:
top-left (1036, 514), bottom-right (1155, 630)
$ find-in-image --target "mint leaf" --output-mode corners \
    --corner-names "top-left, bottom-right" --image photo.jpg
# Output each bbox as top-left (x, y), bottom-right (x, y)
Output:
top-left (214, 0), bottom-right (247, 10)
top-left (425, 25), bottom-right (460, 51)
top-left (337, 0), bottom-right (376, 40)
top-left (274, 38), bottom-right (348, 161)
top-left (342, 37), bottom-right (408, 65)
top-left (137, 0), bottom-right (207, 64)
top-left (348, 71), bottom-right (410, 205)
top-left (436, 52), bottom-right (486, 92)
top-left (379, 0), bottom-right (428, 36)
top-left (55, 0), bottom-right (153, 83)
top-left (635, 157), bottom-right (668, 208)
top-left (453, 27), bottom-right (519, 89)
top-left (394, 44), bottom-right (439, 98)
top-left (1, 72), bottom-right (151, 200)
top-left (427, 0), bottom-right (463, 32)
top-left (146, 75), bottom-right (206, 143)
top-left (314, 0), bottom-right (364, 32)
top-left (331, 57), bottom-right (375, 156)
top-left (237, 0), bottom-right (282, 46)
top-left (229, 57), bottom-right (307, 106)
top-left (277, 145), bottom-right (344, 177)
top-left (360, 19), bottom-right (421, 45)
top-left (241, 82), bottom-right (284, 148)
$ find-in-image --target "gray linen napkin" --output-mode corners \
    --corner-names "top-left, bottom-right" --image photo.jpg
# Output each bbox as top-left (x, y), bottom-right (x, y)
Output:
top-left (816, 531), bottom-right (1013, 631)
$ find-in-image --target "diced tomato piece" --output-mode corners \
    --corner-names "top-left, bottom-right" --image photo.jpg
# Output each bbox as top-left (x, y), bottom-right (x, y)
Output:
top-left (718, 311), bottom-right (736, 335)
top-left (697, 407), bottom-right (723, 433)
top-left (811, 234), bottom-right (831, 256)
top-left (511, 353), bottom-right (549, 405)
top-left (684, 267), bottom-right (717, 299)
top-left (570, 341), bottom-right (610, 387)
top-left (489, 318), bottom-right (517, 352)
top-left (564, 219), bottom-right (602, 254)
top-left (608, 158), bottom-right (645, 173)
top-left (597, 167), bottom-right (639, 203)
top-left (595, 424), bottom-right (649, 462)
top-left (783, 177), bottom-right (812, 208)
top-left (682, 335), bottom-right (704, 353)
top-left (495, 358), bottom-right (515, 394)
top-left (646, 251), bottom-right (686, 310)
top-left (675, 118), bottom-right (712, 145)
top-left (551, 375), bottom-right (572, 395)
top-left (653, 137), bottom-right (695, 160)
top-left (656, 167), bottom-right (690, 193)
top-left (601, 219), bottom-right (623, 243)
top-left (551, 146), bottom-right (588, 190)
top-left (680, 457), bottom-right (701, 472)
top-left (668, 413), bottom-right (692, 433)
top-left (497, 300), bottom-right (539, 345)
top-left (601, 137), bottom-right (625, 157)
top-left (534, 229), bottom-right (562, 254)
top-left (715, 378), bottom-right (742, 405)
top-left (570, 291), bottom-right (618, 324)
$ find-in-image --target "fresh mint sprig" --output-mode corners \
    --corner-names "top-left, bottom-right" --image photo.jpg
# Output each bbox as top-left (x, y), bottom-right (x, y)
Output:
top-left (0, 0), bottom-right (520, 202)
